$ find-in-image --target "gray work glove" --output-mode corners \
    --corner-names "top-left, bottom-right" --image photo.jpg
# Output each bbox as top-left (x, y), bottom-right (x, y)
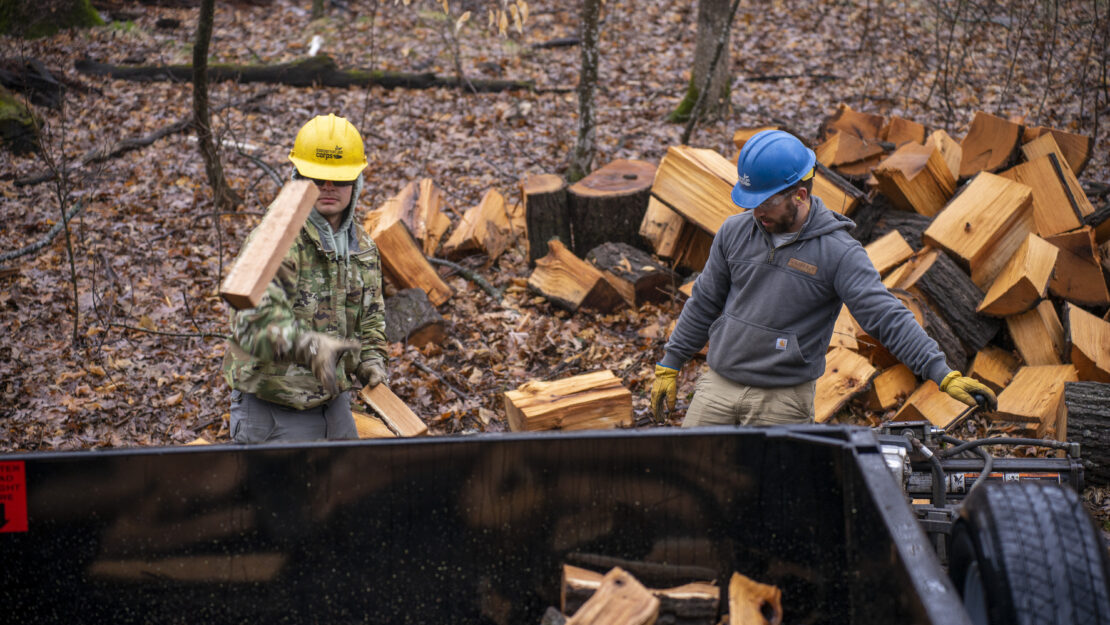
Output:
top-left (356, 359), bottom-right (387, 389)
top-left (293, 331), bottom-right (361, 395)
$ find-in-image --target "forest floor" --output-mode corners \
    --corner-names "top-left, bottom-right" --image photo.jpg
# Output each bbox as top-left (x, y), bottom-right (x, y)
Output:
top-left (1, 0), bottom-right (1108, 522)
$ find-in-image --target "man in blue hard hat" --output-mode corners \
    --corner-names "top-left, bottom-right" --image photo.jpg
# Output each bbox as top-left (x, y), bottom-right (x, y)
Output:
top-left (650, 130), bottom-right (996, 426)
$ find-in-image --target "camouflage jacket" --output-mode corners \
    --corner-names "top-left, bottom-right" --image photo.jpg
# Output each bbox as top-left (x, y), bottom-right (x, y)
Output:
top-left (222, 215), bottom-right (387, 409)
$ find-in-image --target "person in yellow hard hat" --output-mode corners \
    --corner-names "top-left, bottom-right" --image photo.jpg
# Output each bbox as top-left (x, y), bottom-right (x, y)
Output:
top-left (222, 114), bottom-right (388, 443)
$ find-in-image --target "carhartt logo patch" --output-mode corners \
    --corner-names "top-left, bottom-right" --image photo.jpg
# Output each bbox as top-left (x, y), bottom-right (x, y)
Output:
top-left (787, 257), bottom-right (818, 275)
top-left (315, 145), bottom-right (344, 161)
top-left (738, 173), bottom-right (751, 188)
top-left (775, 337), bottom-right (788, 350)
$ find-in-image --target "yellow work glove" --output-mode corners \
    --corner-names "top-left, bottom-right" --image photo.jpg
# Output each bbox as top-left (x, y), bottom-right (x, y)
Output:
top-left (650, 364), bottom-right (679, 424)
top-left (940, 371), bottom-right (997, 411)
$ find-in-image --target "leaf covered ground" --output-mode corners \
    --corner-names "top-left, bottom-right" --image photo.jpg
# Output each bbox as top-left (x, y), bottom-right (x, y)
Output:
top-left (1, 0), bottom-right (1107, 461)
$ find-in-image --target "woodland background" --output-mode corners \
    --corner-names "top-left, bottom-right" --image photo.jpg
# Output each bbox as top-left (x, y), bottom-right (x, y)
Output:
top-left (0, 0), bottom-right (1107, 462)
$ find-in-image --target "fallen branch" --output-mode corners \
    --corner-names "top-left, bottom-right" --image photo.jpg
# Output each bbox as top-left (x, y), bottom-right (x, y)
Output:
top-left (426, 256), bottom-right (503, 301)
top-left (0, 201), bottom-right (84, 262)
top-left (109, 322), bottom-right (227, 340)
top-left (412, 360), bottom-right (471, 400)
top-left (75, 55), bottom-right (534, 93)
top-left (15, 90), bottom-right (274, 187)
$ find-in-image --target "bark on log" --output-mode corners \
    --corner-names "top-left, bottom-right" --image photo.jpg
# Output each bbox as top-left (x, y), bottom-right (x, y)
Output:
top-left (523, 173), bottom-right (571, 266)
top-left (849, 195), bottom-right (931, 251)
top-left (1065, 381), bottom-right (1110, 487)
top-left (586, 242), bottom-right (677, 306)
top-left (891, 288), bottom-right (968, 372)
top-left (74, 55), bottom-right (533, 92)
top-left (384, 288), bottom-right (445, 348)
top-left (567, 159), bottom-right (655, 257)
top-left (910, 249), bottom-right (1000, 352)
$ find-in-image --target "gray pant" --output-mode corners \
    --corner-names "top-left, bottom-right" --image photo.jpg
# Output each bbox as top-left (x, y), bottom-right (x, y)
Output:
top-left (230, 390), bottom-right (358, 443)
top-left (682, 368), bottom-right (816, 427)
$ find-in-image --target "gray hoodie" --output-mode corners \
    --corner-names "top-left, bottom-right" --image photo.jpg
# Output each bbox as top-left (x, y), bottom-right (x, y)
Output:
top-left (661, 196), bottom-right (952, 387)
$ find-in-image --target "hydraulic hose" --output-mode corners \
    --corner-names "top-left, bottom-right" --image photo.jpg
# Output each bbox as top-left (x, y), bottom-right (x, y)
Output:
top-left (968, 447), bottom-right (994, 496)
top-left (937, 436), bottom-right (1072, 458)
top-left (909, 436), bottom-right (946, 508)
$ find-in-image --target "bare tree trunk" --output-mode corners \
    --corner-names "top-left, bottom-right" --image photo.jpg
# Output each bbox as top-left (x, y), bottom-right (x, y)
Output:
top-left (567, 0), bottom-right (601, 183)
top-left (193, 0), bottom-right (241, 210)
top-left (670, 0), bottom-right (732, 123)
top-left (311, 0), bottom-right (325, 20)
top-left (680, 0), bottom-right (741, 145)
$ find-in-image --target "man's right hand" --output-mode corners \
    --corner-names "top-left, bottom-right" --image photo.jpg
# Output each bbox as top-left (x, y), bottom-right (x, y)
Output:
top-left (650, 364), bottom-right (679, 424)
top-left (293, 332), bottom-right (361, 395)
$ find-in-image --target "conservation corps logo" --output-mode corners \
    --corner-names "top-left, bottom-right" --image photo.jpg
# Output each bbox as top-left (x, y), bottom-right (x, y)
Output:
top-left (315, 145), bottom-right (344, 161)
top-left (738, 173), bottom-right (751, 187)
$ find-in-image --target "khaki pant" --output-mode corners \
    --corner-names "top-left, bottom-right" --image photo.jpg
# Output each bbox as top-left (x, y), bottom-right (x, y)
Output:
top-left (682, 368), bottom-right (816, 428)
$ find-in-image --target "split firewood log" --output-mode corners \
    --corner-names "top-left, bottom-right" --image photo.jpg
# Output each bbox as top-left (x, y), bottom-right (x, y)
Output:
top-left (993, 365), bottom-right (1078, 439)
top-left (587, 242), bottom-right (677, 306)
top-left (958, 111), bottom-right (1023, 178)
top-left (868, 364), bottom-right (917, 412)
top-left (367, 179), bottom-right (452, 257)
top-left (503, 370), bottom-right (632, 432)
top-left (873, 142), bottom-right (955, 218)
top-left (814, 347), bottom-right (877, 423)
top-left (892, 381), bottom-right (968, 428)
top-left (977, 233), bottom-right (1059, 317)
top-left (442, 188), bottom-right (513, 263)
top-left (220, 180), bottom-right (317, 310)
top-left (922, 172), bottom-right (1034, 289)
top-left (1045, 227), bottom-right (1110, 307)
top-left (528, 240), bottom-right (625, 313)
top-left (567, 159), bottom-right (655, 257)
top-left (880, 116), bottom-right (926, 148)
top-left (651, 145), bottom-right (737, 236)
top-left (1063, 303), bottom-right (1110, 382)
top-left (370, 217), bottom-right (453, 306)
top-left (1006, 300), bottom-right (1065, 366)
top-left (384, 288), bottom-right (446, 348)
top-left (358, 384), bottom-right (428, 437)
top-left (891, 289), bottom-right (968, 373)
top-left (967, 346), bottom-right (1020, 394)
top-left (1022, 125), bottom-right (1093, 176)
top-left (999, 143), bottom-right (1095, 237)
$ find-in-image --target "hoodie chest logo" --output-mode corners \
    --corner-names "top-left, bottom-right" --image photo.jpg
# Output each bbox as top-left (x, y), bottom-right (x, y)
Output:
top-left (787, 257), bottom-right (818, 275)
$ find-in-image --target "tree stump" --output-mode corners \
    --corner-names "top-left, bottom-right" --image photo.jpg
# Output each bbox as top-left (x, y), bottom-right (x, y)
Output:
top-left (523, 173), bottom-right (570, 266)
top-left (1065, 382), bottom-right (1110, 487)
top-left (586, 242), bottom-right (677, 306)
top-left (384, 288), bottom-right (446, 348)
top-left (567, 159), bottom-right (655, 257)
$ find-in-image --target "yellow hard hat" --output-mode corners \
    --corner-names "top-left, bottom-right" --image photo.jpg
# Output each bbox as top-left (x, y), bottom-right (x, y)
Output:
top-left (288, 114), bottom-right (368, 181)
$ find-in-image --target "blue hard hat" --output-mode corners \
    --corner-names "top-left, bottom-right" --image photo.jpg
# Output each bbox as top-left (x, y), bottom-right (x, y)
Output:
top-left (731, 130), bottom-right (817, 209)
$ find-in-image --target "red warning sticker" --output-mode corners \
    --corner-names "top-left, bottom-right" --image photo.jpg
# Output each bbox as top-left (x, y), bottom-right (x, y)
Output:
top-left (0, 461), bottom-right (28, 533)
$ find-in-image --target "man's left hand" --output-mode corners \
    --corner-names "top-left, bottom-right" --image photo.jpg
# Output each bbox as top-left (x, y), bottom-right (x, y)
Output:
top-left (940, 371), bottom-right (997, 411)
top-left (356, 359), bottom-right (387, 388)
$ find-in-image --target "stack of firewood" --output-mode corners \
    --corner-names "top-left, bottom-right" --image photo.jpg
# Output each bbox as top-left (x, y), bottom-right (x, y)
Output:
top-left (638, 104), bottom-right (1109, 443)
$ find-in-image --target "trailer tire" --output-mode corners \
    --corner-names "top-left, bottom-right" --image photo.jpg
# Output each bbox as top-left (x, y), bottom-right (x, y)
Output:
top-left (949, 481), bottom-right (1110, 625)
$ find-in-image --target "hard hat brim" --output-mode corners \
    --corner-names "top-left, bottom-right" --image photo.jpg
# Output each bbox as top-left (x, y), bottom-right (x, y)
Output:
top-left (289, 156), bottom-right (367, 182)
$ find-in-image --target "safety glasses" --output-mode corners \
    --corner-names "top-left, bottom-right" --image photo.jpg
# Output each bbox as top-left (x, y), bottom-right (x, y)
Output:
top-left (304, 177), bottom-right (356, 188)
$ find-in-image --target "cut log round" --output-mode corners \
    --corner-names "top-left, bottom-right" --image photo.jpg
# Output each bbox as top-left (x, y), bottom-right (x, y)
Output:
top-left (587, 242), bottom-right (677, 306)
top-left (523, 173), bottom-right (570, 266)
top-left (567, 159), bottom-right (655, 257)
top-left (384, 288), bottom-right (446, 348)
top-left (1065, 382), bottom-right (1110, 486)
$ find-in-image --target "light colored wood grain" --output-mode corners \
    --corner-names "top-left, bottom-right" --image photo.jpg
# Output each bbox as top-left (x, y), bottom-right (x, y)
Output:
top-left (977, 233), bottom-right (1059, 316)
top-left (503, 370), bottom-right (633, 432)
top-left (993, 365), bottom-right (1078, 438)
top-left (815, 348), bottom-right (878, 423)
top-left (864, 230), bottom-right (914, 276)
top-left (358, 384), bottom-right (428, 437)
top-left (1006, 300), bottom-right (1065, 366)
top-left (220, 180), bottom-right (318, 310)
top-left (1066, 303), bottom-right (1110, 382)
top-left (968, 346), bottom-right (1021, 394)
top-left (566, 567), bottom-right (659, 625)
top-left (651, 145), bottom-right (738, 236)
